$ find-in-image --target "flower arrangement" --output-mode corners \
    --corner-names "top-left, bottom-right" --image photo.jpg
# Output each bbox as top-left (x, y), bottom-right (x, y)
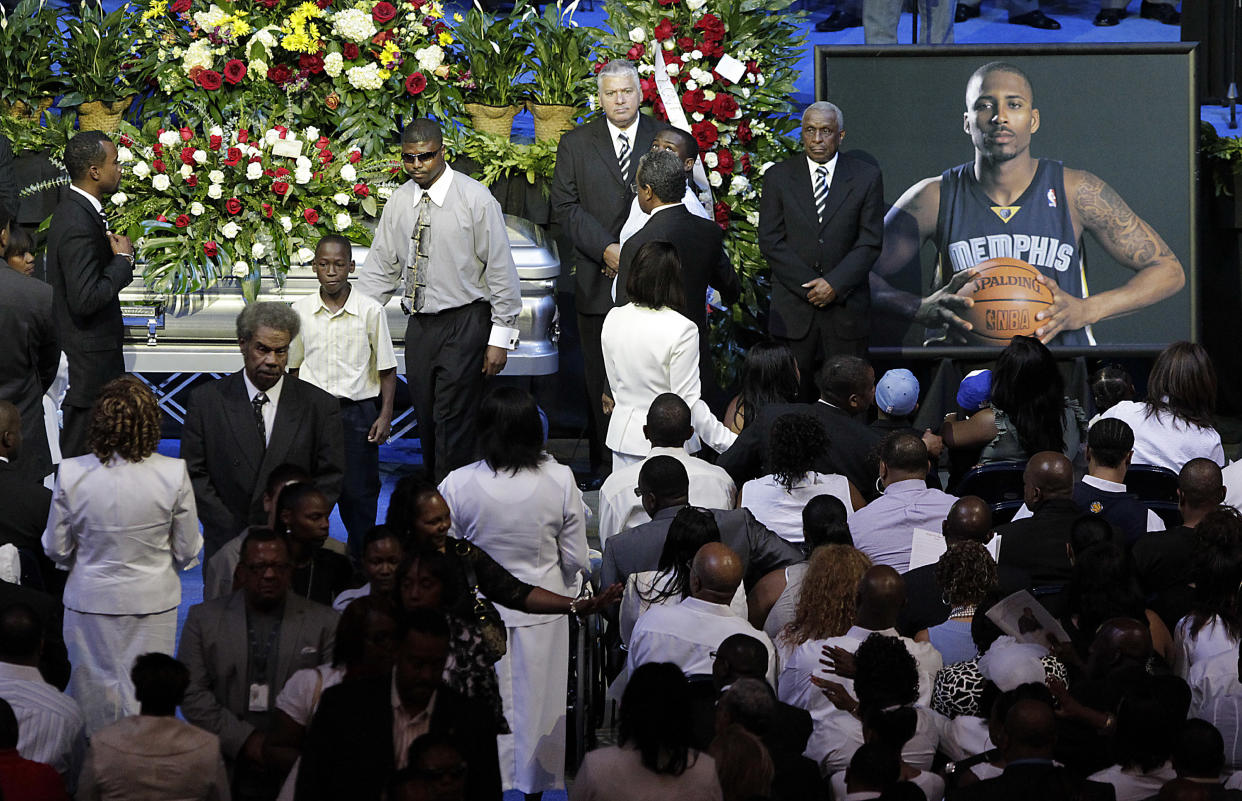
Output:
top-left (0, 0), bottom-right (68, 118)
top-left (57, 3), bottom-right (145, 108)
top-left (598, 0), bottom-right (804, 375)
top-left (110, 120), bottom-right (397, 298)
top-left (133, 0), bottom-right (468, 155)
top-left (451, 2), bottom-right (531, 109)
top-left (523, 1), bottom-right (597, 108)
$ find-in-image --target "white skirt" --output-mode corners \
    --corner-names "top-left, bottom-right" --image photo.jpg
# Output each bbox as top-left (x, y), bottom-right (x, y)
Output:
top-left (64, 607), bottom-right (177, 735)
top-left (495, 616), bottom-right (569, 793)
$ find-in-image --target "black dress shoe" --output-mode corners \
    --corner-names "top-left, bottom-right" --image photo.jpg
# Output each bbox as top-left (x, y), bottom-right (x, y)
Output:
top-left (1008, 9), bottom-right (1061, 28)
top-left (1093, 8), bottom-right (1124, 24)
top-left (814, 10), bottom-right (863, 32)
top-left (954, 3), bottom-right (980, 22)
top-left (1139, 1), bottom-right (1179, 24)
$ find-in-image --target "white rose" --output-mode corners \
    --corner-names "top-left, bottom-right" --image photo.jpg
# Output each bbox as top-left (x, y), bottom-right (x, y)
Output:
top-left (158, 130), bottom-right (179, 147)
top-left (190, 201), bottom-right (205, 216)
top-left (264, 129), bottom-right (280, 145)
top-left (296, 247), bottom-right (315, 264)
top-left (703, 151), bottom-right (719, 168)
top-left (295, 156), bottom-right (312, 171)
top-left (692, 111), bottom-right (704, 122)
top-left (378, 186), bottom-right (394, 200)
top-left (232, 260), bottom-right (249, 277)
top-left (207, 183), bottom-right (223, 199)
top-left (729, 175), bottom-right (750, 194)
top-left (628, 26), bottom-right (646, 43)
top-left (665, 62), bottom-right (679, 76)
top-left (152, 174), bottom-right (171, 191)
top-left (709, 170), bottom-right (723, 188)
top-left (334, 212), bottom-right (351, 231)
top-left (294, 169), bottom-right (312, 185)
top-left (304, 126), bottom-right (320, 141)
top-left (117, 147), bottom-right (133, 163)
top-left (323, 52), bottom-right (344, 78)
top-left (746, 211), bottom-right (759, 226)
top-left (132, 161), bottom-right (151, 179)
top-left (208, 170), bottom-right (225, 185)
top-left (251, 242), bottom-right (266, 259)
top-left (221, 221), bottom-right (239, 239)
top-left (685, 80), bottom-right (698, 91)
top-left (180, 163), bottom-right (193, 179)
top-left (332, 192), bottom-right (350, 205)
top-left (339, 163), bottom-right (357, 182)
top-left (414, 44), bottom-right (444, 73)
top-left (702, 89), bottom-right (716, 101)
top-left (691, 49), bottom-right (703, 60)
top-left (742, 87), bottom-right (750, 99)
top-left (663, 40), bottom-right (675, 51)
top-left (209, 125), bottom-right (224, 139)
top-left (246, 162), bottom-right (264, 181)
top-left (110, 192), bottom-right (127, 206)
top-left (280, 216), bottom-right (293, 233)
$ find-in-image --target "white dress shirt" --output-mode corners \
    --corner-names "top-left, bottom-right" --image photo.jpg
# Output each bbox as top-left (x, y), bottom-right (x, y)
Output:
top-left (0, 661), bottom-right (86, 788)
top-left (288, 287), bottom-right (398, 401)
top-left (617, 186), bottom-right (712, 249)
top-left (70, 184), bottom-right (104, 218)
top-left (628, 596), bottom-right (776, 684)
top-left (607, 118), bottom-right (641, 163)
top-left (807, 153), bottom-right (838, 199)
top-left (741, 472), bottom-right (853, 545)
top-left (391, 673), bottom-right (434, 770)
top-left (596, 446), bottom-right (736, 548)
top-left (242, 372), bottom-right (283, 446)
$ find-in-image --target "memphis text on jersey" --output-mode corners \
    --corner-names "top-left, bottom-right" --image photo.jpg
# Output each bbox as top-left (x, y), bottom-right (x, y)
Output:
top-left (947, 234), bottom-right (1075, 274)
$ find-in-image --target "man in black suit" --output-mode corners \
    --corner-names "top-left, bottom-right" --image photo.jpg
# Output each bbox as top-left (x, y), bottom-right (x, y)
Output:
top-left (759, 102), bottom-right (883, 400)
top-left (0, 203), bottom-right (59, 484)
top-left (551, 59), bottom-right (666, 477)
top-left (181, 303), bottom-right (344, 560)
top-left (897, 495), bottom-right (993, 637)
top-left (617, 148), bottom-right (739, 403)
top-left (996, 452), bottom-right (1082, 614)
top-left (45, 131), bottom-right (135, 458)
top-left (717, 354), bottom-right (881, 495)
top-left (295, 608), bottom-right (500, 801)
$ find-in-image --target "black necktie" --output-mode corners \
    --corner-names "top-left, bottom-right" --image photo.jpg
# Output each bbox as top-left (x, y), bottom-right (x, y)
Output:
top-left (98, 207), bottom-right (110, 233)
top-left (252, 392), bottom-right (269, 446)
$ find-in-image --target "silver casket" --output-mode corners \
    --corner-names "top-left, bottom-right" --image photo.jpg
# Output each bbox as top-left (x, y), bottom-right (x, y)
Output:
top-left (120, 215), bottom-right (560, 375)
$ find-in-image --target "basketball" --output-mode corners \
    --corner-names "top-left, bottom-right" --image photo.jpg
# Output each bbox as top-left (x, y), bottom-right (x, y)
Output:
top-left (958, 257), bottom-right (1054, 345)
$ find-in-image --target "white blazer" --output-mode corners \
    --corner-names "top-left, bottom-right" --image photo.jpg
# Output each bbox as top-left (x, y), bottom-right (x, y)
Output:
top-left (601, 303), bottom-right (736, 458)
top-left (43, 452), bottom-right (202, 615)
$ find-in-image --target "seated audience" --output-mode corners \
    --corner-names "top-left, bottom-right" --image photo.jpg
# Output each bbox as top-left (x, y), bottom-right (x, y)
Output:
top-left (0, 697), bottom-right (69, 801)
top-left (1164, 719), bottom-right (1242, 797)
top-left (178, 528), bottom-right (337, 799)
top-left (724, 341), bottom-right (800, 435)
top-left (1173, 508), bottom-right (1242, 679)
top-left (941, 682), bottom-right (1055, 783)
top-left (1133, 459), bottom-right (1226, 632)
top-left (1086, 677), bottom-right (1187, 801)
top-left (995, 452), bottom-right (1081, 612)
top-left (869, 369), bottom-right (921, 436)
top-left (0, 583), bottom-right (70, 692)
top-left (274, 482), bottom-right (356, 606)
top-left (296, 608), bottom-right (501, 801)
top-left (752, 494), bottom-right (854, 633)
top-left (333, 525), bottom-right (403, 611)
top-left (1087, 364), bottom-right (1134, 424)
top-left (770, 543), bottom-right (871, 649)
top-left (897, 496), bottom-right (993, 638)
top-left (78, 653), bottom-right (228, 801)
top-left (740, 413), bottom-right (861, 544)
top-left (389, 733), bottom-right (472, 801)
top-left (842, 743), bottom-right (902, 799)
top-left (710, 672), bottom-right (820, 801)
top-left (628, 543), bottom-right (776, 683)
top-left (709, 723), bottom-right (774, 801)
top-left (918, 541), bottom-right (997, 665)
top-left (1099, 341), bottom-right (1225, 471)
top-left (0, 603), bottom-right (84, 791)
top-left (570, 662), bottom-right (722, 801)
top-left (850, 431), bottom-right (957, 572)
top-left (597, 394), bottom-right (736, 547)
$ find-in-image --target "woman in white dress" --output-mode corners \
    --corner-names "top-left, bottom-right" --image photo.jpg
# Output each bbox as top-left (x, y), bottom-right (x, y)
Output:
top-left (601, 241), bottom-right (735, 468)
top-left (437, 386), bottom-right (591, 800)
top-left (42, 376), bottom-right (201, 734)
top-left (740, 412), bottom-right (863, 544)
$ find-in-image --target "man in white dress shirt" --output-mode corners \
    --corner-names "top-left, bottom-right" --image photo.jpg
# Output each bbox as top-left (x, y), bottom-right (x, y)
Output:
top-left (597, 393), bottom-right (736, 548)
top-left (0, 603), bottom-right (85, 791)
top-left (628, 543), bottom-right (777, 684)
top-left (617, 127), bottom-right (710, 248)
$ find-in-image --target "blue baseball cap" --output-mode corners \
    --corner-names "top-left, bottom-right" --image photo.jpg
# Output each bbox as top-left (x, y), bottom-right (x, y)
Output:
top-left (957, 369), bottom-right (993, 412)
top-left (875, 369), bottom-right (920, 416)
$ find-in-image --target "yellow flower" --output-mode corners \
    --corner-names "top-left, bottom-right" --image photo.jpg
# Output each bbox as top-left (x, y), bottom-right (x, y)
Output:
top-left (437, 30), bottom-right (452, 46)
top-left (426, 4), bottom-right (442, 18)
top-left (229, 17), bottom-right (252, 36)
top-left (452, 11), bottom-right (463, 21)
top-left (141, 0), bottom-right (167, 21)
top-left (378, 69), bottom-right (391, 80)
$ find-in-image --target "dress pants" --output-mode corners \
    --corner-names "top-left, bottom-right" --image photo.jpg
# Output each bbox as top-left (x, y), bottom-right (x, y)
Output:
top-left (864, 0), bottom-right (957, 43)
top-left (337, 397), bottom-right (381, 563)
top-left (405, 301), bottom-right (489, 481)
top-left (578, 311), bottom-right (612, 472)
top-left (778, 311), bottom-right (868, 402)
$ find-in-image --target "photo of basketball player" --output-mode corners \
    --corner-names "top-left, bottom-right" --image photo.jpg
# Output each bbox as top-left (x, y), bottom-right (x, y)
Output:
top-left (870, 61), bottom-right (1186, 346)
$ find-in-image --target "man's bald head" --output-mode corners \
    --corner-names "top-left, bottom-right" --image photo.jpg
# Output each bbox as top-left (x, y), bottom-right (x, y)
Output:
top-left (644, 393), bottom-right (693, 448)
top-left (1001, 699), bottom-right (1057, 759)
top-left (690, 543), bottom-right (743, 604)
top-left (1023, 451), bottom-right (1074, 504)
top-left (1087, 617), bottom-right (1152, 679)
top-left (943, 496), bottom-right (993, 543)
top-left (854, 565), bottom-right (906, 629)
top-left (1179, 458), bottom-right (1225, 511)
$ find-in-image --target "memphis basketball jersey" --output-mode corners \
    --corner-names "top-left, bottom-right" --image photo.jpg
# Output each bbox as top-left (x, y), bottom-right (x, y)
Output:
top-left (936, 159), bottom-right (1092, 346)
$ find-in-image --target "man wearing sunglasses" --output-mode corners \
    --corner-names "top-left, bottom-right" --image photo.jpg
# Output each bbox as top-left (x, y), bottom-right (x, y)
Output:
top-left (355, 118), bottom-right (521, 480)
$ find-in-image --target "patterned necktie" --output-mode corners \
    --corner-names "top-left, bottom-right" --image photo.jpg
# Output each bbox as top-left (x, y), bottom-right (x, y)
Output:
top-left (252, 392), bottom-right (269, 446)
top-left (814, 166), bottom-right (829, 224)
top-left (406, 193), bottom-right (432, 312)
top-left (98, 207), bottom-right (110, 233)
top-left (617, 132), bottom-right (631, 181)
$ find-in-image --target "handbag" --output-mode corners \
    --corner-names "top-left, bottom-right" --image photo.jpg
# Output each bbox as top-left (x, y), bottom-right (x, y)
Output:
top-left (456, 539), bottom-right (508, 663)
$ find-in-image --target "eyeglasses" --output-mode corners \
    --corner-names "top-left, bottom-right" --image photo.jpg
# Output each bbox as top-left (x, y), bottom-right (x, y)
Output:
top-left (243, 561), bottom-right (292, 574)
top-left (401, 149), bottom-right (441, 164)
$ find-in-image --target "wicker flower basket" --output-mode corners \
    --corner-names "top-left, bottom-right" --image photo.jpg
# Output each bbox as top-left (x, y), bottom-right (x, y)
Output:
top-left (465, 102), bottom-right (522, 139)
top-left (2, 99), bottom-right (54, 125)
top-left (77, 97), bottom-right (133, 132)
top-left (529, 103), bottom-right (578, 144)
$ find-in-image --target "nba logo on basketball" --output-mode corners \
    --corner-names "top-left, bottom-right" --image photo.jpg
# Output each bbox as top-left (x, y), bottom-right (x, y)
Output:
top-left (1047, 188), bottom-right (1057, 208)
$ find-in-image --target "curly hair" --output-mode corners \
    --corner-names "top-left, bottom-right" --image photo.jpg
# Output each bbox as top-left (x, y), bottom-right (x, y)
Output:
top-left (853, 632), bottom-right (919, 710)
top-left (781, 544), bottom-right (871, 646)
top-left (767, 413), bottom-right (829, 492)
top-left (87, 376), bottom-right (160, 463)
top-left (935, 541), bottom-right (998, 607)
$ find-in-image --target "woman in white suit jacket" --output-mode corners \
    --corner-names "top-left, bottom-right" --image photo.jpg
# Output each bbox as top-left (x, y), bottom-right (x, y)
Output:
top-left (42, 376), bottom-right (202, 735)
top-left (438, 386), bottom-right (590, 797)
top-left (602, 241), bottom-right (736, 467)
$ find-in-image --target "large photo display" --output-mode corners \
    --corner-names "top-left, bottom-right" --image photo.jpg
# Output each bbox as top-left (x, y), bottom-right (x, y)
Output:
top-left (815, 45), bottom-right (1197, 352)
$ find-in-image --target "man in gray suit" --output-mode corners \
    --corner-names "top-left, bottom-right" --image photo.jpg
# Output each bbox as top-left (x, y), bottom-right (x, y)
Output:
top-left (178, 528), bottom-right (337, 800)
top-left (600, 456), bottom-right (803, 593)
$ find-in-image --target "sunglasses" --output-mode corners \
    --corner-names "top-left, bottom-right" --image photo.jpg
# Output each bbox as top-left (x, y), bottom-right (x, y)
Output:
top-left (401, 149), bottom-right (441, 164)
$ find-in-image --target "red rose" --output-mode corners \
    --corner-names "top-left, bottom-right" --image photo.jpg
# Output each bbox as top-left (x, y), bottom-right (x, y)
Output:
top-left (153, 143), bottom-right (163, 156)
top-left (264, 169), bottom-right (276, 177)
top-left (677, 36), bottom-right (694, 51)
top-left (299, 53), bottom-right (325, 74)
top-left (262, 203), bottom-right (273, 217)
top-left (179, 127), bottom-right (193, 141)
top-left (153, 159), bottom-right (166, 173)
top-left (274, 167), bottom-right (290, 178)
top-left (303, 208), bottom-right (319, 225)
top-left (657, 0), bottom-right (678, 6)
top-left (592, 61), bottom-right (604, 74)
top-left (196, 69), bottom-right (223, 91)
top-left (267, 64), bottom-right (294, 85)
top-left (349, 150), bottom-right (362, 164)
top-left (711, 93), bottom-right (739, 120)
top-left (701, 39), bottom-right (724, 59)
top-left (626, 43), bottom-right (645, 61)
top-left (208, 134), bottom-right (223, 151)
top-left (226, 197), bottom-right (242, 215)
top-left (238, 130), bottom-right (249, 143)
top-left (223, 59), bottom-right (247, 85)
top-left (118, 133), bottom-right (134, 147)
top-left (640, 77), bottom-right (657, 103)
top-left (746, 60), bottom-right (760, 74)
top-left (694, 13), bottom-right (725, 41)
top-left (343, 43), bottom-right (360, 60)
top-left (179, 147), bottom-right (196, 166)
top-left (713, 201), bottom-right (730, 228)
top-left (186, 174), bottom-right (199, 187)
top-left (319, 149), bottom-right (333, 164)
top-left (653, 97), bottom-right (667, 119)
top-left (315, 136), bottom-right (330, 150)
top-left (715, 149), bottom-right (734, 174)
top-left (156, 214), bottom-right (168, 222)
top-left (174, 214), bottom-right (190, 228)
top-left (353, 183), bottom-right (369, 197)
top-left (223, 147), bottom-right (242, 165)
top-left (405, 71), bottom-right (427, 95)
top-left (409, 0), bottom-right (425, 8)
top-left (203, 241), bottom-right (218, 258)
top-left (316, 0), bottom-right (330, 8)
top-left (737, 120), bottom-right (753, 144)
top-left (371, 1), bottom-right (396, 22)
top-left (272, 181), bottom-right (289, 196)
top-left (691, 120), bottom-right (718, 150)
top-left (681, 88), bottom-right (706, 114)
top-left (653, 17), bottom-right (675, 40)
top-left (740, 153), bottom-right (751, 173)
top-left (170, 0), bottom-right (190, 12)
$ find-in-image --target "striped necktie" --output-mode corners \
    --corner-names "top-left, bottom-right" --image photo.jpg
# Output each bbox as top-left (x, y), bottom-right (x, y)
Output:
top-left (252, 392), bottom-right (268, 446)
top-left (617, 132), bottom-right (631, 181)
top-left (814, 166), bottom-right (829, 224)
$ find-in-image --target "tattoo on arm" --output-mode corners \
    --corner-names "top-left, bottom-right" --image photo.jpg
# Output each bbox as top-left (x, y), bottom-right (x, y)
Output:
top-left (1074, 172), bottom-right (1175, 271)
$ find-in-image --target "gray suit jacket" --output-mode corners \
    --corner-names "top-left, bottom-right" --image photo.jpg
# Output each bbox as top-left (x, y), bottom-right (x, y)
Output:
top-left (600, 504), bottom-right (803, 592)
top-left (177, 591), bottom-right (338, 759)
